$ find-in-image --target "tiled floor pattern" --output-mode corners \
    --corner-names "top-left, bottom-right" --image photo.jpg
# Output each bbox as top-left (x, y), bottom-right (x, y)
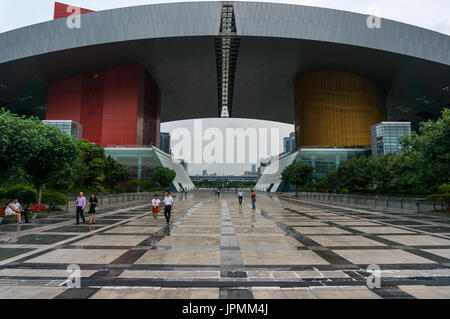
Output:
top-left (0, 192), bottom-right (449, 299)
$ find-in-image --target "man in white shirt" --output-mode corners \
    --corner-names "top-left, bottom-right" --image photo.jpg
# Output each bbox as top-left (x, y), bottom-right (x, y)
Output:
top-left (163, 191), bottom-right (174, 223)
top-left (238, 189), bottom-right (244, 205)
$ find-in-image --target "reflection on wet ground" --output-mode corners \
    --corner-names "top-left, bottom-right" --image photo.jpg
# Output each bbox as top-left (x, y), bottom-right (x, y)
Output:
top-left (0, 191), bottom-right (449, 299)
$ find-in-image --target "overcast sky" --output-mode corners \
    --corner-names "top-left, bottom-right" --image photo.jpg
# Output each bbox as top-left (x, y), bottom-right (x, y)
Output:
top-left (1, 0), bottom-right (449, 34)
top-left (161, 118), bottom-right (294, 176)
top-left (1, 1), bottom-right (449, 175)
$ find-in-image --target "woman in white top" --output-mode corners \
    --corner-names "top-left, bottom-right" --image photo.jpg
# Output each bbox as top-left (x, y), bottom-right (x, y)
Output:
top-left (5, 199), bottom-right (22, 224)
top-left (151, 194), bottom-right (161, 222)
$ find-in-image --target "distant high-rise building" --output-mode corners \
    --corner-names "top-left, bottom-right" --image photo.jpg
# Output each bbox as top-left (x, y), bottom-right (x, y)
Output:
top-left (283, 132), bottom-right (296, 153)
top-left (283, 137), bottom-right (290, 153)
top-left (160, 132), bottom-right (171, 154)
top-left (42, 120), bottom-right (83, 140)
top-left (371, 122), bottom-right (411, 157)
top-left (202, 169), bottom-right (208, 176)
top-left (289, 132), bottom-right (295, 152)
top-left (251, 164), bottom-right (256, 173)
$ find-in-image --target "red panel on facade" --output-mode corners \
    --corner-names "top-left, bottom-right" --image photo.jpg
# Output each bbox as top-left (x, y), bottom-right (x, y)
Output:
top-left (142, 73), bottom-right (162, 147)
top-left (54, 2), bottom-right (94, 20)
top-left (102, 65), bottom-right (141, 146)
top-left (45, 64), bottom-right (161, 147)
top-left (81, 72), bottom-right (105, 144)
top-left (46, 76), bottom-right (83, 122)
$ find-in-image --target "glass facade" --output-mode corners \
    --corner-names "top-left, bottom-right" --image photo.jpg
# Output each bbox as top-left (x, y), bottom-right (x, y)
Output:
top-left (371, 122), bottom-right (411, 157)
top-left (104, 147), bottom-right (194, 191)
top-left (42, 120), bottom-right (83, 140)
top-left (255, 148), bottom-right (370, 192)
top-left (298, 148), bottom-right (370, 179)
top-left (160, 132), bottom-right (171, 154)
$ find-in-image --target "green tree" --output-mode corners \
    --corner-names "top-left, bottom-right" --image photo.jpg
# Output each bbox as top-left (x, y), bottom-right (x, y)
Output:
top-left (315, 178), bottom-right (329, 193)
top-left (77, 140), bottom-right (107, 188)
top-left (152, 167), bottom-right (176, 189)
top-left (47, 141), bottom-right (130, 192)
top-left (371, 154), bottom-right (397, 194)
top-left (24, 125), bottom-right (78, 203)
top-left (0, 110), bottom-right (78, 203)
top-left (41, 190), bottom-right (68, 210)
top-left (336, 157), bottom-right (374, 192)
top-left (103, 156), bottom-right (130, 189)
top-left (389, 153), bottom-right (424, 194)
top-left (281, 162), bottom-right (315, 195)
top-left (315, 168), bottom-right (338, 193)
top-left (0, 109), bottom-right (45, 180)
top-left (325, 168), bottom-right (338, 193)
top-left (400, 108), bottom-right (450, 190)
top-left (0, 168), bottom-right (32, 188)
top-left (4, 185), bottom-right (36, 208)
top-left (47, 155), bottom-right (86, 191)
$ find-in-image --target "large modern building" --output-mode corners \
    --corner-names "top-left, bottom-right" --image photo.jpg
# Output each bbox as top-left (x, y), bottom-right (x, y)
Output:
top-left (42, 120), bottom-right (83, 140)
top-left (371, 122), bottom-right (412, 157)
top-left (1, 1), bottom-right (449, 173)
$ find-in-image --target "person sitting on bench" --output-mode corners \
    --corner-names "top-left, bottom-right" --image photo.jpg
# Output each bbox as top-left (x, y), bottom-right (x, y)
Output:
top-left (5, 199), bottom-right (22, 224)
top-left (12, 198), bottom-right (29, 223)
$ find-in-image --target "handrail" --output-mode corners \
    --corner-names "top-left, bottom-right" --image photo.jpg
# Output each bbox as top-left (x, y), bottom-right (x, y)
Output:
top-left (290, 192), bottom-right (446, 213)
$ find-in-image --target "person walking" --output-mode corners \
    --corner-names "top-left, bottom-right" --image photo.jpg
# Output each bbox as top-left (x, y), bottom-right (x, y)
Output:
top-left (251, 190), bottom-right (256, 210)
top-left (217, 188), bottom-right (221, 197)
top-left (75, 192), bottom-right (86, 225)
top-left (163, 191), bottom-right (174, 224)
top-left (5, 199), bottom-right (22, 224)
top-left (87, 193), bottom-right (98, 225)
top-left (238, 189), bottom-right (244, 205)
top-left (151, 194), bottom-right (161, 222)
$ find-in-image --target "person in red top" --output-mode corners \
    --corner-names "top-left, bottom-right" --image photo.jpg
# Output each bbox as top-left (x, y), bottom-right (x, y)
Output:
top-left (251, 190), bottom-right (256, 210)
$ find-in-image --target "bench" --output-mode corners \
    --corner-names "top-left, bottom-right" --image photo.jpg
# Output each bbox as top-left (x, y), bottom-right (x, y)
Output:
top-left (0, 205), bottom-right (48, 224)
top-left (29, 204), bottom-right (48, 213)
top-left (0, 207), bottom-right (19, 224)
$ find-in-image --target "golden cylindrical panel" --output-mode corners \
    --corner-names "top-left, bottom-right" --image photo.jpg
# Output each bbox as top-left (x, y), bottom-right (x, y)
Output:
top-left (294, 71), bottom-right (386, 147)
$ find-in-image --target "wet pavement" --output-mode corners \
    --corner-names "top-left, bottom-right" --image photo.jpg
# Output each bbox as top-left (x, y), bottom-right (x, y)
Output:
top-left (0, 191), bottom-right (449, 299)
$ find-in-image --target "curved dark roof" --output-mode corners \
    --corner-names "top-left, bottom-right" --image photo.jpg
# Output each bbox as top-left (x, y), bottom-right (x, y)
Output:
top-left (0, 1), bottom-right (449, 127)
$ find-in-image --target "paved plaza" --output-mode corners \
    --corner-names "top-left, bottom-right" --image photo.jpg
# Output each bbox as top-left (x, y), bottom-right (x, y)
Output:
top-left (0, 191), bottom-right (449, 299)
